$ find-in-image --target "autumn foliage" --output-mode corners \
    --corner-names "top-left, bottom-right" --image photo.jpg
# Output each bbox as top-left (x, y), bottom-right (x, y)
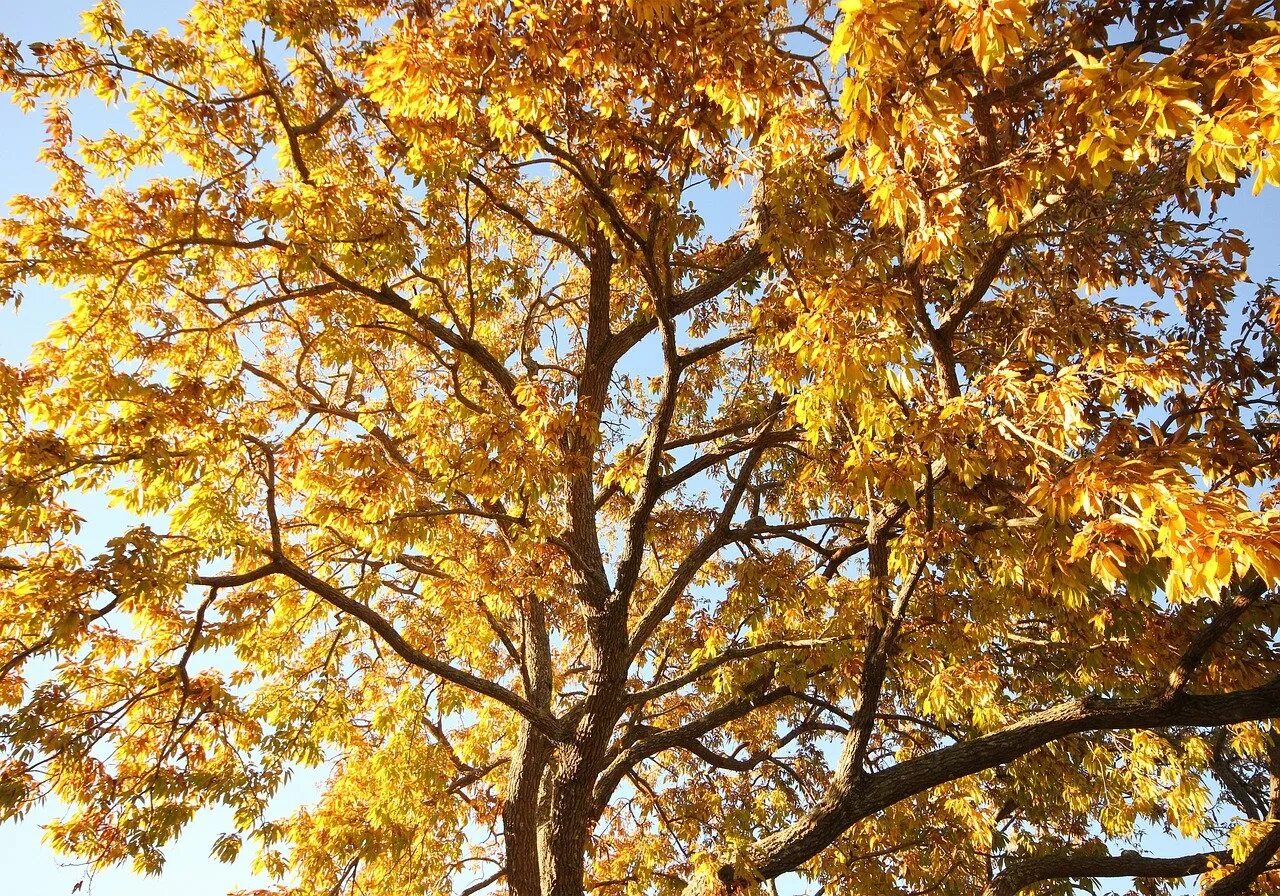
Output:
top-left (2, 1), bottom-right (1280, 895)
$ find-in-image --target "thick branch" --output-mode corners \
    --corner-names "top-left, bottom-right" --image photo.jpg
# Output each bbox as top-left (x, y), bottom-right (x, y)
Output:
top-left (739, 678), bottom-right (1280, 882)
top-left (607, 242), bottom-right (766, 366)
top-left (1167, 575), bottom-right (1269, 698)
top-left (983, 849), bottom-right (1228, 896)
top-left (594, 685), bottom-right (792, 809)
top-left (938, 235), bottom-right (1015, 336)
top-left (1203, 824), bottom-right (1280, 896)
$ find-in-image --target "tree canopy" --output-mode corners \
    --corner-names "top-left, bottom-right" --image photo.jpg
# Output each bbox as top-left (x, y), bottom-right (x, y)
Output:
top-left (2, 1), bottom-right (1280, 894)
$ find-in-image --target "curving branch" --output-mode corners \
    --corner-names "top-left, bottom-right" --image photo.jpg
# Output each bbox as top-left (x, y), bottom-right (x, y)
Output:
top-left (594, 684), bottom-right (793, 809)
top-left (606, 241), bottom-right (767, 366)
top-left (982, 848), bottom-right (1229, 896)
top-left (275, 555), bottom-right (563, 739)
top-left (724, 676), bottom-right (1280, 884)
top-left (1166, 575), bottom-right (1270, 699)
top-left (1201, 823), bottom-right (1280, 896)
top-left (190, 557), bottom-right (564, 739)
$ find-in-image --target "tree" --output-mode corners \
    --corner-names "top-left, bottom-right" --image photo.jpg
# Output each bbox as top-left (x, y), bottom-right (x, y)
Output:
top-left (1, 0), bottom-right (1280, 893)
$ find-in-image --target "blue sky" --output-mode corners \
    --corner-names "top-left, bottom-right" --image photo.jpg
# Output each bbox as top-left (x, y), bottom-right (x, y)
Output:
top-left (0, 4), bottom-right (324, 893)
top-left (1, 2), bottom-right (1278, 894)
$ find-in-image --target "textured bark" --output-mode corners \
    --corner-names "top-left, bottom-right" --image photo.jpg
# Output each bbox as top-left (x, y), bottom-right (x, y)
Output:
top-left (724, 678), bottom-right (1280, 885)
top-left (504, 723), bottom-right (553, 896)
top-left (504, 594), bottom-right (557, 896)
top-left (1201, 824), bottom-right (1280, 896)
top-left (982, 849), bottom-right (1228, 896)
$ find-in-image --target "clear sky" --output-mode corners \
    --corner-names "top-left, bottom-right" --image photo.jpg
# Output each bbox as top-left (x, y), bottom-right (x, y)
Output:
top-left (1, 3), bottom-right (1278, 895)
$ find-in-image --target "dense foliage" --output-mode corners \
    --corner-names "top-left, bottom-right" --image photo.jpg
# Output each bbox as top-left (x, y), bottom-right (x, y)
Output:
top-left (2, 1), bottom-right (1280, 894)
